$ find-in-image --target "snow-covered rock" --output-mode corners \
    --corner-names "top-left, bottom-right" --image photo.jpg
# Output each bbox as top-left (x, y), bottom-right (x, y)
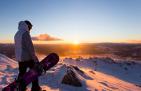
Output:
top-left (61, 66), bottom-right (82, 87)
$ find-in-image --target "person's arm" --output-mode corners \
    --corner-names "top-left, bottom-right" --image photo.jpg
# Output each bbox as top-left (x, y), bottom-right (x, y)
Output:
top-left (23, 31), bottom-right (39, 62)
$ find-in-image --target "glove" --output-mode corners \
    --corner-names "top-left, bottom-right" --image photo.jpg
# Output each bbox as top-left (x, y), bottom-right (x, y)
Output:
top-left (33, 55), bottom-right (39, 63)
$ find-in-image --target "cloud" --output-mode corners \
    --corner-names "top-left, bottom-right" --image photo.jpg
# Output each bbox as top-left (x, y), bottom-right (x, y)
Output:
top-left (127, 40), bottom-right (141, 43)
top-left (32, 34), bottom-right (62, 41)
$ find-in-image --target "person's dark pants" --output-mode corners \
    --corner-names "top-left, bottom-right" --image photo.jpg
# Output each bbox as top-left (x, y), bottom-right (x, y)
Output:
top-left (18, 60), bottom-right (39, 91)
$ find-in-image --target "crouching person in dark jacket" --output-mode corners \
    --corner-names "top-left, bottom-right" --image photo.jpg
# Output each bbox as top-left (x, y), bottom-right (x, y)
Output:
top-left (14, 20), bottom-right (41, 91)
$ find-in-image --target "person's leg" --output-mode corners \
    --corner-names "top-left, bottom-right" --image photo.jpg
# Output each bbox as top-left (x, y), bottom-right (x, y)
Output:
top-left (18, 62), bottom-right (27, 91)
top-left (28, 60), bottom-right (41, 91)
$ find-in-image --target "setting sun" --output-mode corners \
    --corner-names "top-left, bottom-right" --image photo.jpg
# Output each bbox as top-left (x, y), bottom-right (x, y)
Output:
top-left (73, 40), bottom-right (80, 45)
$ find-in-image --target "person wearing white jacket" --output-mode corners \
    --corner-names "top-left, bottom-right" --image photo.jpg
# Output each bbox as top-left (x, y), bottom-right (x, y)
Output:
top-left (14, 20), bottom-right (41, 91)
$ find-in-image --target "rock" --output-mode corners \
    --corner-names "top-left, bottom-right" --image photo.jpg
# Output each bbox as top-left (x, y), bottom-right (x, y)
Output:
top-left (61, 67), bottom-right (82, 87)
top-left (89, 70), bottom-right (95, 74)
top-left (71, 65), bottom-right (84, 74)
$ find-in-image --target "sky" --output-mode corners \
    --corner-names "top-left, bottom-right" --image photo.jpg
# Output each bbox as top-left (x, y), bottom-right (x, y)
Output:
top-left (0, 0), bottom-right (141, 44)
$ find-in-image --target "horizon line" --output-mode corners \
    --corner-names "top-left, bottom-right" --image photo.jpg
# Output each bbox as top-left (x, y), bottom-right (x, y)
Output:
top-left (0, 42), bottom-right (141, 45)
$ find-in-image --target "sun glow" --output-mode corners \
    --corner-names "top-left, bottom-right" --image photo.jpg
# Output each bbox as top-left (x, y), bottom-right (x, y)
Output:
top-left (73, 40), bottom-right (80, 45)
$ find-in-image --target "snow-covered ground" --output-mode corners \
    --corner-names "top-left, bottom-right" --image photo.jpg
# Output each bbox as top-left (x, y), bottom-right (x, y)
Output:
top-left (0, 53), bottom-right (141, 91)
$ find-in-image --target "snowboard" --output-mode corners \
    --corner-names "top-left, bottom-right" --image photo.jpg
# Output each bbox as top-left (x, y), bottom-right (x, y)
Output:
top-left (2, 53), bottom-right (59, 91)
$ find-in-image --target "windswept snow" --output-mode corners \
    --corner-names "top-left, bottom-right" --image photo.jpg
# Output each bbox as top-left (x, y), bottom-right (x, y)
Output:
top-left (0, 54), bottom-right (18, 89)
top-left (0, 54), bottom-right (141, 91)
top-left (0, 54), bottom-right (17, 70)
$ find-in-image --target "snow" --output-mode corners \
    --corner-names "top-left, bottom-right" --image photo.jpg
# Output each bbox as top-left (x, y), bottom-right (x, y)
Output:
top-left (0, 54), bottom-right (17, 70)
top-left (0, 53), bottom-right (141, 91)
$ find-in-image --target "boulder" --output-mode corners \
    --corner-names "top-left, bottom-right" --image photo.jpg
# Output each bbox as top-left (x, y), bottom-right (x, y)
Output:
top-left (61, 67), bottom-right (82, 87)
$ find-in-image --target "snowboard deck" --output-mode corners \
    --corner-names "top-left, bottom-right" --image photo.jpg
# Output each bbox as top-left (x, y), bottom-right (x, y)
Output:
top-left (2, 53), bottom-right (59, 91)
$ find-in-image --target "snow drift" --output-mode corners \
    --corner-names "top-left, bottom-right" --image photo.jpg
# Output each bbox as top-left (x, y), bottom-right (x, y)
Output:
top-left (0, 53), bottom-right (141, 91)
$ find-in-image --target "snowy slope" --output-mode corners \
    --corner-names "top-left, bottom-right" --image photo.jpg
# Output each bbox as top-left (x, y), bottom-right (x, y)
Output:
top-left (0, 54), bottom-right (18, 89)
top-left (0, 54), bottom-right (17, 70)
top-left (0, 54), bottom-right (141, 91)
top-left (64, 57), bottom-right (141, 85)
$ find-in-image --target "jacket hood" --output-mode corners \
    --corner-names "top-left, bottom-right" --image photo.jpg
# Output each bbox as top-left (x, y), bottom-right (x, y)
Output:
top-left (18, 21), bottom-right (29, 31)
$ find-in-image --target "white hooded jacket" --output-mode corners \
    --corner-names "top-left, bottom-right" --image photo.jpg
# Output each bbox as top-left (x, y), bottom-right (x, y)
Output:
top-left (14, 21), bottom-right (38, 62)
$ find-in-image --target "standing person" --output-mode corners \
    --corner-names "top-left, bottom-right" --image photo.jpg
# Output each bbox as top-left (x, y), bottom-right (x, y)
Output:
top-left (14, 20), bottom-right (41, 91)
